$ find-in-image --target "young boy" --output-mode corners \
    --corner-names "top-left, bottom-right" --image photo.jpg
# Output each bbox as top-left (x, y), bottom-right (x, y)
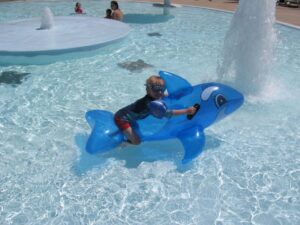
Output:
top-left (114, 75), bottom-right (197, 145)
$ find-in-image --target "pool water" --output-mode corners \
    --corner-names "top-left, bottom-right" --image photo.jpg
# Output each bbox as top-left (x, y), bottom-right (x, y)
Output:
top-left (0, 0), bottom-right (299, 224)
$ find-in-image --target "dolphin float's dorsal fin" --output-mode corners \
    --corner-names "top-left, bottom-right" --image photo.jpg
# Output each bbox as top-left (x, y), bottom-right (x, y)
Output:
top-left (159, 71), bottom-right (193, 99)
top-left (177, 126), bottom-right (205, 164)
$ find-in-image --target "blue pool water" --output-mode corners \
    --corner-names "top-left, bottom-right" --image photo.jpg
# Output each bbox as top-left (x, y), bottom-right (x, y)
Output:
top-left (0, 0), bottom-right (299, 224)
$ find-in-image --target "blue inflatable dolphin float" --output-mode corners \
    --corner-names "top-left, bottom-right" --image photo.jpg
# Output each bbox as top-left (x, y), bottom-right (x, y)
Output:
top-left (85, 71), bottom-right (244, 163)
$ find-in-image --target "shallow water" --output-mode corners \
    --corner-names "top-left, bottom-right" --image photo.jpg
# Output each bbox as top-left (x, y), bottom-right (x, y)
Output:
top-left (0, 0), bottom-right (299, 224)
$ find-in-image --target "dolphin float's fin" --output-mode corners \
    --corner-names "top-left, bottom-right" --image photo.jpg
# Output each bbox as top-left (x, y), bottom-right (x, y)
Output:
top-left (177, 126), bottom-right (205, 164)
top-left (159, 71), bottom-right (193, 99)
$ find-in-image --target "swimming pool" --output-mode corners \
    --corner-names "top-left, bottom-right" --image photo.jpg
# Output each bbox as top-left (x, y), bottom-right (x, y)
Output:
top-left (0, 0), bottom-right (299, 224)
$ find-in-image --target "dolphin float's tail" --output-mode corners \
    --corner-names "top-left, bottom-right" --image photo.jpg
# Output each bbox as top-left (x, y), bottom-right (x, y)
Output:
top-left (85, 110), bottom-right (124, 154)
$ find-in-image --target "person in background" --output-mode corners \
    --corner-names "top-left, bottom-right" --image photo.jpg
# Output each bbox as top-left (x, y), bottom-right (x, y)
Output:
top-left (114, 75), bottom-right (197, 145)
top-left (110, 1), bottom-right (123, 21)
top-left (74, 2), bottom-right (83, 14)
top-left (105, 8), bottom-right (112, 19)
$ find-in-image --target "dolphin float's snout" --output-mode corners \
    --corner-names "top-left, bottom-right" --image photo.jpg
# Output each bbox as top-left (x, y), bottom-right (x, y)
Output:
top-left (225, 90), bottom-right (244, 115)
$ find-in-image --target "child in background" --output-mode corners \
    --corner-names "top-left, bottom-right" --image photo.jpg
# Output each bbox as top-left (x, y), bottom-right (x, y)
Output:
top-left (105, 9), bottom-right (112, 19)
top-left (74, 2), bottom-right (83, 14)
top-left (114, 75), bottom-right (197, 145)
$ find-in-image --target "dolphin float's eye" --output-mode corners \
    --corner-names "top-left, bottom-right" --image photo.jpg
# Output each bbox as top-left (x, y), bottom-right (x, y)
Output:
top-left (215, 94), bottom-right (227, 108)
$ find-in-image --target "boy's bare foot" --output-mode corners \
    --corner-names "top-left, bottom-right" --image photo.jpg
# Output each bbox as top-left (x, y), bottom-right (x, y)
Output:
top-left (119, 141), bottom-right (130, 148)
top-left (119, 140), bottom-right (133, 148)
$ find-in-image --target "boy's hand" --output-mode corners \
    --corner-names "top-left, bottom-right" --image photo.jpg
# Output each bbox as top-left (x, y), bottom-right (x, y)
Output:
top-left (187, 106), bottom-right (197, 115)
top-left (186, 104), bottom-right (200, 120)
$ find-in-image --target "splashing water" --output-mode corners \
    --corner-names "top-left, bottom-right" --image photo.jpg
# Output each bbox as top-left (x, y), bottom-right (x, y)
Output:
top-left (40, 7), bottom-right (54, 29)
top-left (217, 0), bottom-right (277, 96)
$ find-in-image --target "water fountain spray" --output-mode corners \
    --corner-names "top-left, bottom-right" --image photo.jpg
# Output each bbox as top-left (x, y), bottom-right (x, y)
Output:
top-left (40, 7), bottom-right (54, 30)
top-left (218, 0), bottom-right (277, 95)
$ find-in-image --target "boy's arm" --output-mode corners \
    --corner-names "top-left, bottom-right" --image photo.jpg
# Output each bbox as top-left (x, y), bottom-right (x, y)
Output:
top-left (165, 106), bottom-right (197, 118)
top-left (149, 101), bottom-right (198, 118)
top-left (171, 106), bottom-right (196, 116)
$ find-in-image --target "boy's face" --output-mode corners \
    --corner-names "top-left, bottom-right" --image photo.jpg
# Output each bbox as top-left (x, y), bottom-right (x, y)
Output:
top-left (147, 80), bottom-right (166, 99)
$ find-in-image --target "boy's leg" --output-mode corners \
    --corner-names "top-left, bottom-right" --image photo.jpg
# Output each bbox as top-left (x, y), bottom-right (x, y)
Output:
top-left (114, 115), bottom-right (141, 145)
top-left (122, 127), bottom-right (141, 145)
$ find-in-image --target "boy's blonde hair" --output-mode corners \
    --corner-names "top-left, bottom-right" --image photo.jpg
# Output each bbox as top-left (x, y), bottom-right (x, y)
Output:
top-left (146, 75), bottom-right (164, 86)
